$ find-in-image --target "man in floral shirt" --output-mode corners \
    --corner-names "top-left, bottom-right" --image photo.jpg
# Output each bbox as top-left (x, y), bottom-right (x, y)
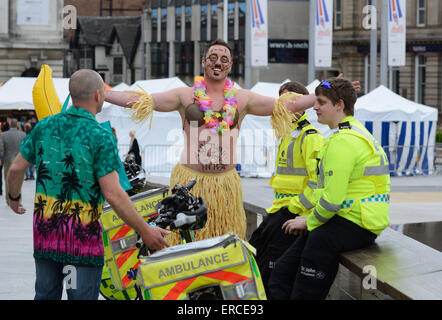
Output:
top-left (7, 69), bottom-right (169, 300)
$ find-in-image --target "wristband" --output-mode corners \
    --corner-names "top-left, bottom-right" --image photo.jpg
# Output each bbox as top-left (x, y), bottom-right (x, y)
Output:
top-left (8, 193), bottom-right (21, 201)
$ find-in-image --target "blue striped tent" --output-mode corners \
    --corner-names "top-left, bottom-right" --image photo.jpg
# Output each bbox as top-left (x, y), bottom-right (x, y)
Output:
top-left (355, 86), bottom-right (438, 176)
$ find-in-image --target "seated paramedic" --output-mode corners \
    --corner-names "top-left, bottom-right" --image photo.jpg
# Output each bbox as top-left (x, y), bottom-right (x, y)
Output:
top-left (249, 81), bottom-right (325, 298)
top-left (268, 77), bottom-right (391, 300)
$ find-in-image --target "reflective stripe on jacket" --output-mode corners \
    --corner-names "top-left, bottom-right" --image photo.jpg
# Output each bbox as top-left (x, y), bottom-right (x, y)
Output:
top-left (267, 114), bottom-right (325, 214)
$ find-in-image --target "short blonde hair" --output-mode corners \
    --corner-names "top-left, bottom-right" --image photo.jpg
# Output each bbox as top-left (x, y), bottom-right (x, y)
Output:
top-left (69, 69), bottom-right (104, 102)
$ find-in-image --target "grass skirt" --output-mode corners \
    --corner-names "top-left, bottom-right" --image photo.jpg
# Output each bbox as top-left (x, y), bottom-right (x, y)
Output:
top-left (270, 92), bottom-right (302, 139)
top-left (165, 163), bottom-right (247, 246)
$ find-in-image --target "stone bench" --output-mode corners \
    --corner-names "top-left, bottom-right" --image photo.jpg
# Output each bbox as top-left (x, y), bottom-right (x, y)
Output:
top-left (333, 227), bottom-right (442, 300)
top-left (243, 202), bottom-right (442, 300)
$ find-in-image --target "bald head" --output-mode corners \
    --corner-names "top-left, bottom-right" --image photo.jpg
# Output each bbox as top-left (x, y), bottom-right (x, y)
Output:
top-left (69, 69), bottom-right (104, 103)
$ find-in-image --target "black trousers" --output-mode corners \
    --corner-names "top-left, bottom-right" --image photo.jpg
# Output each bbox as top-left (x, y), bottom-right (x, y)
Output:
top-left (268, 215), bottom-right (377, 300)
top-left (249, 207), bottom-right (298, 299)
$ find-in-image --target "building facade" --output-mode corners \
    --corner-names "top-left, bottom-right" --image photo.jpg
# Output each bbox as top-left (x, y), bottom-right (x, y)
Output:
top-left (65, 0), bottom-right (148, 84)
top-left (0, 0), bottom-right (66, 81)
top-left (67, 16), bottom-right (143, 85)
top-left (145, 0), bottom-right (310, 87)
top-left (331, 0), bottom-right (442, 123)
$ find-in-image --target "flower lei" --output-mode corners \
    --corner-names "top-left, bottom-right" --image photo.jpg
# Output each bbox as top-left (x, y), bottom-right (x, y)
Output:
top-left (193, 76), bottom-right (238, 135)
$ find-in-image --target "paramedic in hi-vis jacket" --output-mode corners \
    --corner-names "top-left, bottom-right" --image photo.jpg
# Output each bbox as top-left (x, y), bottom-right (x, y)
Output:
top-left (268, 77), bottom-right (391, 300)
top-left (249, 81), bottom-right (325, 298)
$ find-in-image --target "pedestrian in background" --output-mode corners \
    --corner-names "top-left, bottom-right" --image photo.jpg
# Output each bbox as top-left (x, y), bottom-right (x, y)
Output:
top-left (0, 117), bottom-right (26, 205)
top-left (126, 130), bottom-right (142, 167)
top-left (24, 122), bottom-right (35, 181)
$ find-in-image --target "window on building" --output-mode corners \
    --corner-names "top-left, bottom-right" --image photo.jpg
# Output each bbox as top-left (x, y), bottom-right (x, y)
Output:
top-left (228, 1), bottom-right (235, 41)
top-left (185, 3), bottom-right (191, 41)
top-left (268, 40), bottom-right (309, 64)
top-left (174, 41), bottom-right (195, 76)
top-left (151, 42), bottom-right (169, 78)
top-left (201, 1), bottom-right (208, 41)
top-left (113, 56), bottom-right (123, 84)
top-left (334, 0), bottom-right (342, 29)
top-left (78, 47), bottom-right (93, 70)
top-left (151, 42), bottom-right (161, 77)
top-left (238, 0), bottom-right (245, 40)
top-left (113, 56), bottom-right (123, 75)
top-left (159, 42), bottom-right (169, 77)
top-left (210, 1), bottom-right (218, 41)
top-left (390, 67), bottom-right (400, 94)
top-left (230, 40), bottom-right (244, 77)
top-left (152, 8), bottom-right (158, 42)
top-left (184, 41), bottom-right (194, 76)
top-left (175, 43), bottom-right (184, 75)
top-left (415, 55), bottom-right (426, 104)
top-left (161, 7), bottom-right (167, 42)
top-left (417, 0), bottom-right (426, 27)
top-left (175, 6), bottom-right (182, 42)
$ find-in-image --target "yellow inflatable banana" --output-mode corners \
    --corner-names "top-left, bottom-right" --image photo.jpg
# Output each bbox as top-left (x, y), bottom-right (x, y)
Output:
top-left (33, 65), bottom-right (62, 120)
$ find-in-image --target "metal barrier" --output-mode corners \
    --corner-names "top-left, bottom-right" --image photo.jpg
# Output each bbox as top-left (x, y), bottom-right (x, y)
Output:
top-left (118, 143), bottom-right (438, 176)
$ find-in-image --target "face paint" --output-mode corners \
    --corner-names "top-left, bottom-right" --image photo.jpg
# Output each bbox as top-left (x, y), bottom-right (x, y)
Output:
top-left (203, 45), bottom-right (232, 80)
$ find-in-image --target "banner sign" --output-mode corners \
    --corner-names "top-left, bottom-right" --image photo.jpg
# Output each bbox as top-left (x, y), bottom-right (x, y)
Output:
top-left (388, 0), bottom-right (406, 66)
top-left (314, 0), bottom-right (333, 68)
top-left (250, 0), bottom-right (268, 67)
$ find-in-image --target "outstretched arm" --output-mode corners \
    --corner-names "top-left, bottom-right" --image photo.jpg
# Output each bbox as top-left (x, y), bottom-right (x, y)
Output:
top-left (104, 90), bottom-right (140, 109)
top-left (245, 90), bottom-right (316, 116)
top-left (104, 87), bottom-right (188, 113)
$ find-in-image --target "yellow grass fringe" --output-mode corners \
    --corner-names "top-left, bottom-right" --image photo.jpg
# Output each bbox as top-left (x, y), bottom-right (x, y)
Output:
top-left (124, 85), bottom-right (155, 129)
top-left (164, 163), bottom-right (247, 246)
top-left (270, 92), bottom-right (302, 139)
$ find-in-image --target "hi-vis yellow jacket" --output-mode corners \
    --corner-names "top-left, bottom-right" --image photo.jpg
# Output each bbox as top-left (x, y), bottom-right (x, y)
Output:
top-left (267, 113), bottom-right (325, 214)
top-left (306, 116), bottom-right (391, 235)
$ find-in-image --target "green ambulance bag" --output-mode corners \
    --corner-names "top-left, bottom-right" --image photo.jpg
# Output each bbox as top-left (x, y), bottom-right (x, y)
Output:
top-left (137, 233), bottom-right (267, 300)
top-left (99, 187), bottom-right (169, 298)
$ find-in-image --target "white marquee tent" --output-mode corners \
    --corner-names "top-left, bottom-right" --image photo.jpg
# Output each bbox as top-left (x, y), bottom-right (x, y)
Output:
top-left (306, 79), bottom-right (321, 93)
top-left (0, 77), bottom-right (70, 111)
top-left (354, 85), bottom-right (438, 175)
top-left (247, 80), bottom-right (440, 176)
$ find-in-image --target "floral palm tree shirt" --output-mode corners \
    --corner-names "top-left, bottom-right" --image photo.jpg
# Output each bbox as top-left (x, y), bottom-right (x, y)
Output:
top-left (20, 106), bottom-right (121, 266)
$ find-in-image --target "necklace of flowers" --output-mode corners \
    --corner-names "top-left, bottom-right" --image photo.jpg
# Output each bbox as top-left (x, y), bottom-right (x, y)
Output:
top-left (193, 76), bottom-right (238, 135)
